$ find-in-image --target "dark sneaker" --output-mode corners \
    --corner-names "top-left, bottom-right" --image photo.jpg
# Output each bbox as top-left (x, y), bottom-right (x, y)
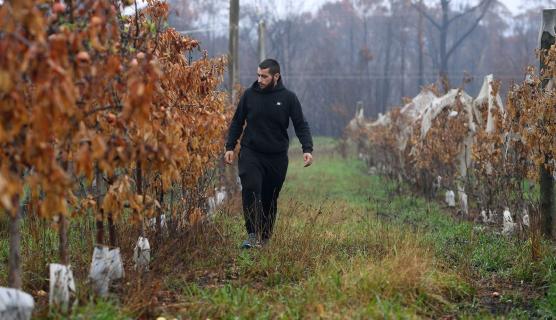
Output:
top-left (241, 233), bottom-right (259, 249)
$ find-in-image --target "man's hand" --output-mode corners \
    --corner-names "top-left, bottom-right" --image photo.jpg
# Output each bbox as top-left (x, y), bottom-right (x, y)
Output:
top-left (224, 150), bottom-right (234, 165)
top-left (303, 153), bottom-right (313, 167)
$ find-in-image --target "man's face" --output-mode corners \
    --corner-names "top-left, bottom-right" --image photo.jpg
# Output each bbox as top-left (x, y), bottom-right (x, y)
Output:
top-left (257, 67), bottom-right (279, 89)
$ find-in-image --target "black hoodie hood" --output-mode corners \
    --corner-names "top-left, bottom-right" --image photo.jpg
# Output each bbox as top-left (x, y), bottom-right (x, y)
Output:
top-left (251, 77), bottom-right (286, 93)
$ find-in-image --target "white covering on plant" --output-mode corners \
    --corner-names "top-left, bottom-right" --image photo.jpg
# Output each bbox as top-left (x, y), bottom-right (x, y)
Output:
top-left (445, 190), bottom-right (456, 207)
top-left (133, 236), bottom-right (151, 272)
top-left (49, 263), bottom-right (76, 312)
top-left (89, 246), bottom-right (124, 297)
top-left (458, 187), bottom-right (468, 215)
top-left (502, 209), bottom-right (516, 235)
top-left (474, 74), bottom-right (505, 133)
top-left (419, 89), bottom-right (474, 180)
top-left (0, 287), bottom-right (34, 320)
top-left (400, 89), bottom-right (437, 120)
top-left (420, 89), bottom-right (474, 139)
top-left (346, 105), bottom-right (366, 134)
top-left (398, 89), bottom-right (437, 152)
top-left (368, 112), bottom-right (391, 129)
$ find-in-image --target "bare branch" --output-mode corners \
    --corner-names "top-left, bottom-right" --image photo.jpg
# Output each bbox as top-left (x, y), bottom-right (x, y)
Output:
top-left (411, 1), bottom-right (441, 30)
top-left (446, 0), bottom-right (493, 60)
top-left (448, 0), bottom-right (492, 25)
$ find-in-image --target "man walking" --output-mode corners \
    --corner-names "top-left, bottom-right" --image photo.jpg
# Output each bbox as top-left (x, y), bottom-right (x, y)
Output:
top-left (224, 59), bottom-right (313, 248)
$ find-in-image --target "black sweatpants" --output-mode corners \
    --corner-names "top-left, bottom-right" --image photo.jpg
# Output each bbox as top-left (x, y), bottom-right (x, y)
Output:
top-left (238, 147), bottom-right (288, 240)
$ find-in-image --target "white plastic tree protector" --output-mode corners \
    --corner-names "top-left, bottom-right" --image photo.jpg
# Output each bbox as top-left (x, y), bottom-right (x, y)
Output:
top-left (216, 187), bottom-right (226, 205)
top-left (208, 186), bottom-right (227, 216)
top-left (458, 190), bottom-right (468, 215)
top-left (148, 215), bottom-right (167, 230)
top-left (502, 209), bottom-right (516, 235)
top-left (49, 263), bottom-right (76, 312)
top-left (133, 236), bottom-right (150, 272)
top-left (89, 246), bottom-right (124, 297)
top-left (481, 209), bottom-right (498, 223)
top-left (445, 190), bottom-right (456, 207)
top-left (0, 287), bottom-right (34, 320)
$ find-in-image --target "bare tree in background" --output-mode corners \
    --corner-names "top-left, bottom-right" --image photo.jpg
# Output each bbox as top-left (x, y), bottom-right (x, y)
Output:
top-left (413, 0), bottom-right (494, 90)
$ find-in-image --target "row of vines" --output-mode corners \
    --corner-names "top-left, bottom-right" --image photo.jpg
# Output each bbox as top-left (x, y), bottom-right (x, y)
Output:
top-left (1, 0), bottom-right (230, 316)
top-left (346, 47), bottom-right (556, 245)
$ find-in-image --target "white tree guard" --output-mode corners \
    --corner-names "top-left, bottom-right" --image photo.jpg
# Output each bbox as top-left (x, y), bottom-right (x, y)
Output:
top-left (445, 190), bottom-right (456, 207)
top-left (208, 187), bottom-right (227, 216)
top-left (148, 215), bottom-right (167, 230)
top-left (133, 236), bottom-right (151, 272)
top-left (458, 190), bottom-right (468, 215)
top-left (480, 209), bottom-right (498, 223)
top-left (502, 209), bottom-right (516, 235)
top-left (49, 263), bottom-right (76, 312)
top-left (89, 246), bottom-right (124, 297)
top-left (0, 287), bottom-right (35, 320)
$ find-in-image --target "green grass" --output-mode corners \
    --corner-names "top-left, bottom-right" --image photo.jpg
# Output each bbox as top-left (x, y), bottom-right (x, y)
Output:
top-left (2, 137), bottom-right (554, 319)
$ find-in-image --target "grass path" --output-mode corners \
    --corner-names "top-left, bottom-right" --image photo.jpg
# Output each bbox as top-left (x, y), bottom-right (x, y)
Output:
top-left (28, 138), bottom-right (555, 319)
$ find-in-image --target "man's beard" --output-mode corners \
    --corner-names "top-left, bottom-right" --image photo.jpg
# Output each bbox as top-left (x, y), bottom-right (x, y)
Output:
top-left (260, 78), bottom-right (276, 92)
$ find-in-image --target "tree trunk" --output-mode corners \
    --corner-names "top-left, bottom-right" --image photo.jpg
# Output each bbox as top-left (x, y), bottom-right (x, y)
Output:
top-left (381, 20), bottom-right (393, 113)
top-left (136, 160), bottom-right (144, 236)
top-left (95, 167), bottom-right (104, 245)
top-left (8, 199), bottom-right (22, 289)
top-left (59, 214), bottom-right (69, 264)
top-left (108, 212), bottom-right (117, 247)
top-left (418, 0), bottom-right (424, 88)
top-left (439, 0), bottom-right (449, 91)
top-left (156, 183), bottom-right (163, 242)
top-left (400, 26), bottom-right (406, 98)
top-left (60, 158), bottom-right (70, 264)
top-left (228, 0), bottom-right (239, 102)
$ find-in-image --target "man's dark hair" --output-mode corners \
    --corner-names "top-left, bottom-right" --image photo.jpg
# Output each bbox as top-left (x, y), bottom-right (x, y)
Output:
top-left (259, 59), bottom-right (280, 75)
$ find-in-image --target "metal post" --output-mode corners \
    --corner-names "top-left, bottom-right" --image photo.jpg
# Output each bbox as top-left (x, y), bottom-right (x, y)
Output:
top-left (539, 9), bottom-right (556, 238)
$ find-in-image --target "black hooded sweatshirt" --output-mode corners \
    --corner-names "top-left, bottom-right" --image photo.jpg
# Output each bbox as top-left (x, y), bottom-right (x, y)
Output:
top-left (225, 79), bottom-right (313, 155)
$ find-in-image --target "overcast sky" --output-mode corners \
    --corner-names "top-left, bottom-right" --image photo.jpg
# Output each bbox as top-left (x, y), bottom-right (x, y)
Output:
top-left (255, 0), bottom-right (549, 16)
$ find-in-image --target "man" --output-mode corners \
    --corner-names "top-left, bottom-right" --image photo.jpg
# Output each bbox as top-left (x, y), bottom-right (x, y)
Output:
top-left (224, 59), bottom-right (313, 248)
